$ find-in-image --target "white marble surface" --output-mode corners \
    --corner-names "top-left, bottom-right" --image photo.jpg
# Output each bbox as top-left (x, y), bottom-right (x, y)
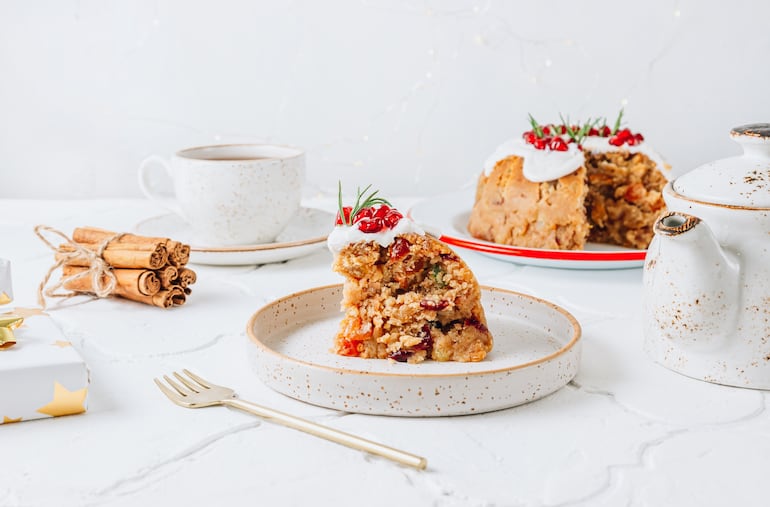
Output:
top-left (3, 1), bottom-right (770, 198)
top-left (1, 197), bottom-right (768, 506)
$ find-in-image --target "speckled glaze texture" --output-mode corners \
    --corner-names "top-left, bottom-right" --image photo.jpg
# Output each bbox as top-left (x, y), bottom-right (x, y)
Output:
top-left (247, 285), bottom-right (581, 416)
top-left (138, 144), bottom-right (304, 246)
top-left (643, 127), bottom-right (770, 389)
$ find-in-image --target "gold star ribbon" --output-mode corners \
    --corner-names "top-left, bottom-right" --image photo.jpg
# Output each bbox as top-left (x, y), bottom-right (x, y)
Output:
top-left (0, 315), bottom-right (24, 350)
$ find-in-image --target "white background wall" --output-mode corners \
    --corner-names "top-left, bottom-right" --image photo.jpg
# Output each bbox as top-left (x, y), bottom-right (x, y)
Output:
top-left (1, 0), bottom-right (769, 199)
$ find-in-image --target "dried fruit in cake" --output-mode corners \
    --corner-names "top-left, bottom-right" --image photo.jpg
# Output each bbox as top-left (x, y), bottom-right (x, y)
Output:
top-left (328, 184), bottom-right (493, 363)
top-left (468, 110), bottom-right (670, 250)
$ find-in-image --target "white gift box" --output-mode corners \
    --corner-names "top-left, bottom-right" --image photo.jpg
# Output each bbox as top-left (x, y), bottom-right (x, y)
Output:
top-left (0, 258), bottom-right (12, 304)
top-left (0, 313), bottom-right (90, 423)
top-left (0, 259), bottom-right (89, 424)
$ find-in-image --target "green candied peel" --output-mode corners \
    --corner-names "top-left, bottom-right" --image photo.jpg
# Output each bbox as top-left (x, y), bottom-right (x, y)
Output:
top-left (431, 264), bottom-right (446, 288)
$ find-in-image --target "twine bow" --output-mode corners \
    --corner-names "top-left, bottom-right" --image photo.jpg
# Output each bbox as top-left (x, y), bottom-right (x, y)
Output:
top-left (34, 225), bottom-right (125, 309)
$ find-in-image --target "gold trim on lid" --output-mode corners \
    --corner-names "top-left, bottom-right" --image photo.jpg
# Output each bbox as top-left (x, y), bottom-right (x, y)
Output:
top-left (730, 123), bottom-right (770, 138)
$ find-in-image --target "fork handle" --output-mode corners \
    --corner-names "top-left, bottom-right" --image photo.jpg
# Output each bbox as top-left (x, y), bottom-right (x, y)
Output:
top-left (223, 398), bottom-right (427, 470)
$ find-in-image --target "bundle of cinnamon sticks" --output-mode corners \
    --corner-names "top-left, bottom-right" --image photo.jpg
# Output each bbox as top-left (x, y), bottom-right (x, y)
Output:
top-left (58, 227), bottom-right (195, 308)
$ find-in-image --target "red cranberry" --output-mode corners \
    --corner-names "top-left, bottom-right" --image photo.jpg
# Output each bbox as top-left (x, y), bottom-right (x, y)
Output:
top-left (617, 128), bottom-right (632, 140)
top-left (464, 316), bottom-right (488, 333)
top-left (373, 204), bottom-right (391, 219)
top-left (588, 127), bottom-right (599, 136)
top-left (358, 218), bottom-right (384, 233)
top-left (549, 137), bottom-right (568, 152)
top-left (533, 138), bottom-right (548, 150)
top-left (383, 210), bottom-right (403, 228)
top-left (390, 237), bottom-right (411, 260)
top-left (600, 125), bottom-right (612, 137)
top-left (522, 131), bottom-right (537, 144)
top-left (389, 350), bottom-right (411, 362)
top-left (542, 126), bottom-right (551, 135)
top-left (353, 207), bottom-right (373, 222)
top-left (634, 133), bottom-right (644, 142)
top-left (608, 136), bottom-right (624, 146)
top-left (335, 206), bottom-right (353, 225)
top-left (413, 325), bottom-right (433, 351)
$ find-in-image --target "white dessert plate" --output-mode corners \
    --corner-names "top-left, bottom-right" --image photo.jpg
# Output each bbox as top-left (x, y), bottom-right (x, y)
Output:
top-left (409, 190), bottom-right (647, 270)
top-left (247, 284), bottom-right (581, 417)
top-left (134, 207), bottom-right (333, 266)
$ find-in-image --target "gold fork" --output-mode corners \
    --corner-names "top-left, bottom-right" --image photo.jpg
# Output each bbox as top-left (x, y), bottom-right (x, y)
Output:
top-left (154, 369), bottom-right (427, 470)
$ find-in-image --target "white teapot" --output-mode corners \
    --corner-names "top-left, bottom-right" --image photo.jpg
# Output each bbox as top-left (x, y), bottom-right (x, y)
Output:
top-left (643, 124), bottom-right (770, 389)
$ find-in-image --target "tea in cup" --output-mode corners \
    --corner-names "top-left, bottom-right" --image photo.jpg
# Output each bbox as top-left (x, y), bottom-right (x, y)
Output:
top-left (138, 144), bottom-right (304, 246)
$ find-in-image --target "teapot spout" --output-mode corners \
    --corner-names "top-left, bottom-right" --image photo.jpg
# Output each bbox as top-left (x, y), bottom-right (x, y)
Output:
top-left (643, 212), bottom-right (741, 352)
top-left (653, 211), bottom-right (703, 239)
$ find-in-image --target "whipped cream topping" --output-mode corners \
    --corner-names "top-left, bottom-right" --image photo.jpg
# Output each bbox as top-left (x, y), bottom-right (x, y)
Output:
top-left (484, 136), bottom-right (672, 182)
top-left (327, 216), bottom-right (425, 254)
top-left (483, 138), bottom-right (585, 182)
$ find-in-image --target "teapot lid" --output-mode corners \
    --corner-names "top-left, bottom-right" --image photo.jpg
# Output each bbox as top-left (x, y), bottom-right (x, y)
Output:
top-left (672, 124), bottom-right (770, 208)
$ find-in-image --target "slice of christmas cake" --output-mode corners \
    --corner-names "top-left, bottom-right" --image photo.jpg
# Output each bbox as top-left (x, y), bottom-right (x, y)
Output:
top-left (328, 185), bottom-right (493, 363)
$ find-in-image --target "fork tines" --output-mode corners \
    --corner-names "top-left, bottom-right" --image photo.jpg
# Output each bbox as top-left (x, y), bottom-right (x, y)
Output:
top-left (154, 369), bottom-right (211, 405)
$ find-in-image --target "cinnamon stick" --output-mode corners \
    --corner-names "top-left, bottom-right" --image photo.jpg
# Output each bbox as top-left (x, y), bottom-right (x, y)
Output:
top-left (57, 242), bottom-right (168, 269)
top-left (114, 268), bottom-right (160, 296)
top-left (62, 266), bottom-right (161, 298)
top-left (61, 269), bottom-right (184, 308)
top-left (74, 226), bottom-right (189, 266)
top-left (175, 267), bottom-right (197, 288)
top-left (124, 286), bottom-right (186, 308)
top-left (156, 265), bottom-right (178, 289)
top-left (166, 240), bottom-right (190, 267)
top-left (73, 227), bottom-right (162, 247)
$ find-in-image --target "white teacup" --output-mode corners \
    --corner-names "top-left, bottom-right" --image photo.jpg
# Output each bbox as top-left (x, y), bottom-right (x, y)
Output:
top-left (138, 144), bottom-right (304, 246)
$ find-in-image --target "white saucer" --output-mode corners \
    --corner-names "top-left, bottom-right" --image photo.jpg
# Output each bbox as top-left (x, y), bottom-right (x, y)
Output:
top-left (133, 207), bottom-right (333, 266)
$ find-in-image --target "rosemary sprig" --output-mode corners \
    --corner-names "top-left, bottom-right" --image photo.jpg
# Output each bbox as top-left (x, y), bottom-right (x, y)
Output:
top-left (337, 183), bottom-right (391, 226)
top-left (612, 108), bottom-right (625, 135)
top-left (528, 113), bottom-right (544, 138)
top-left (559, 113), bottom-right (573, 141)
top-left (579, 117), bottom-right (601, 141)
top-left (559, 114), bottom-right (600, 145)
top-left (337, 180), bottom-right (345, 225)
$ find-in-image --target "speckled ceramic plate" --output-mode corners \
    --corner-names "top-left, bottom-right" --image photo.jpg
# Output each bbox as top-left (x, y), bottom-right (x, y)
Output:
top-left (246, 284), bottom-right (581, 417)
top-left (409, 190), bottom-right (647, 270)
top-left (134, 207), bottom-right (333, 265)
